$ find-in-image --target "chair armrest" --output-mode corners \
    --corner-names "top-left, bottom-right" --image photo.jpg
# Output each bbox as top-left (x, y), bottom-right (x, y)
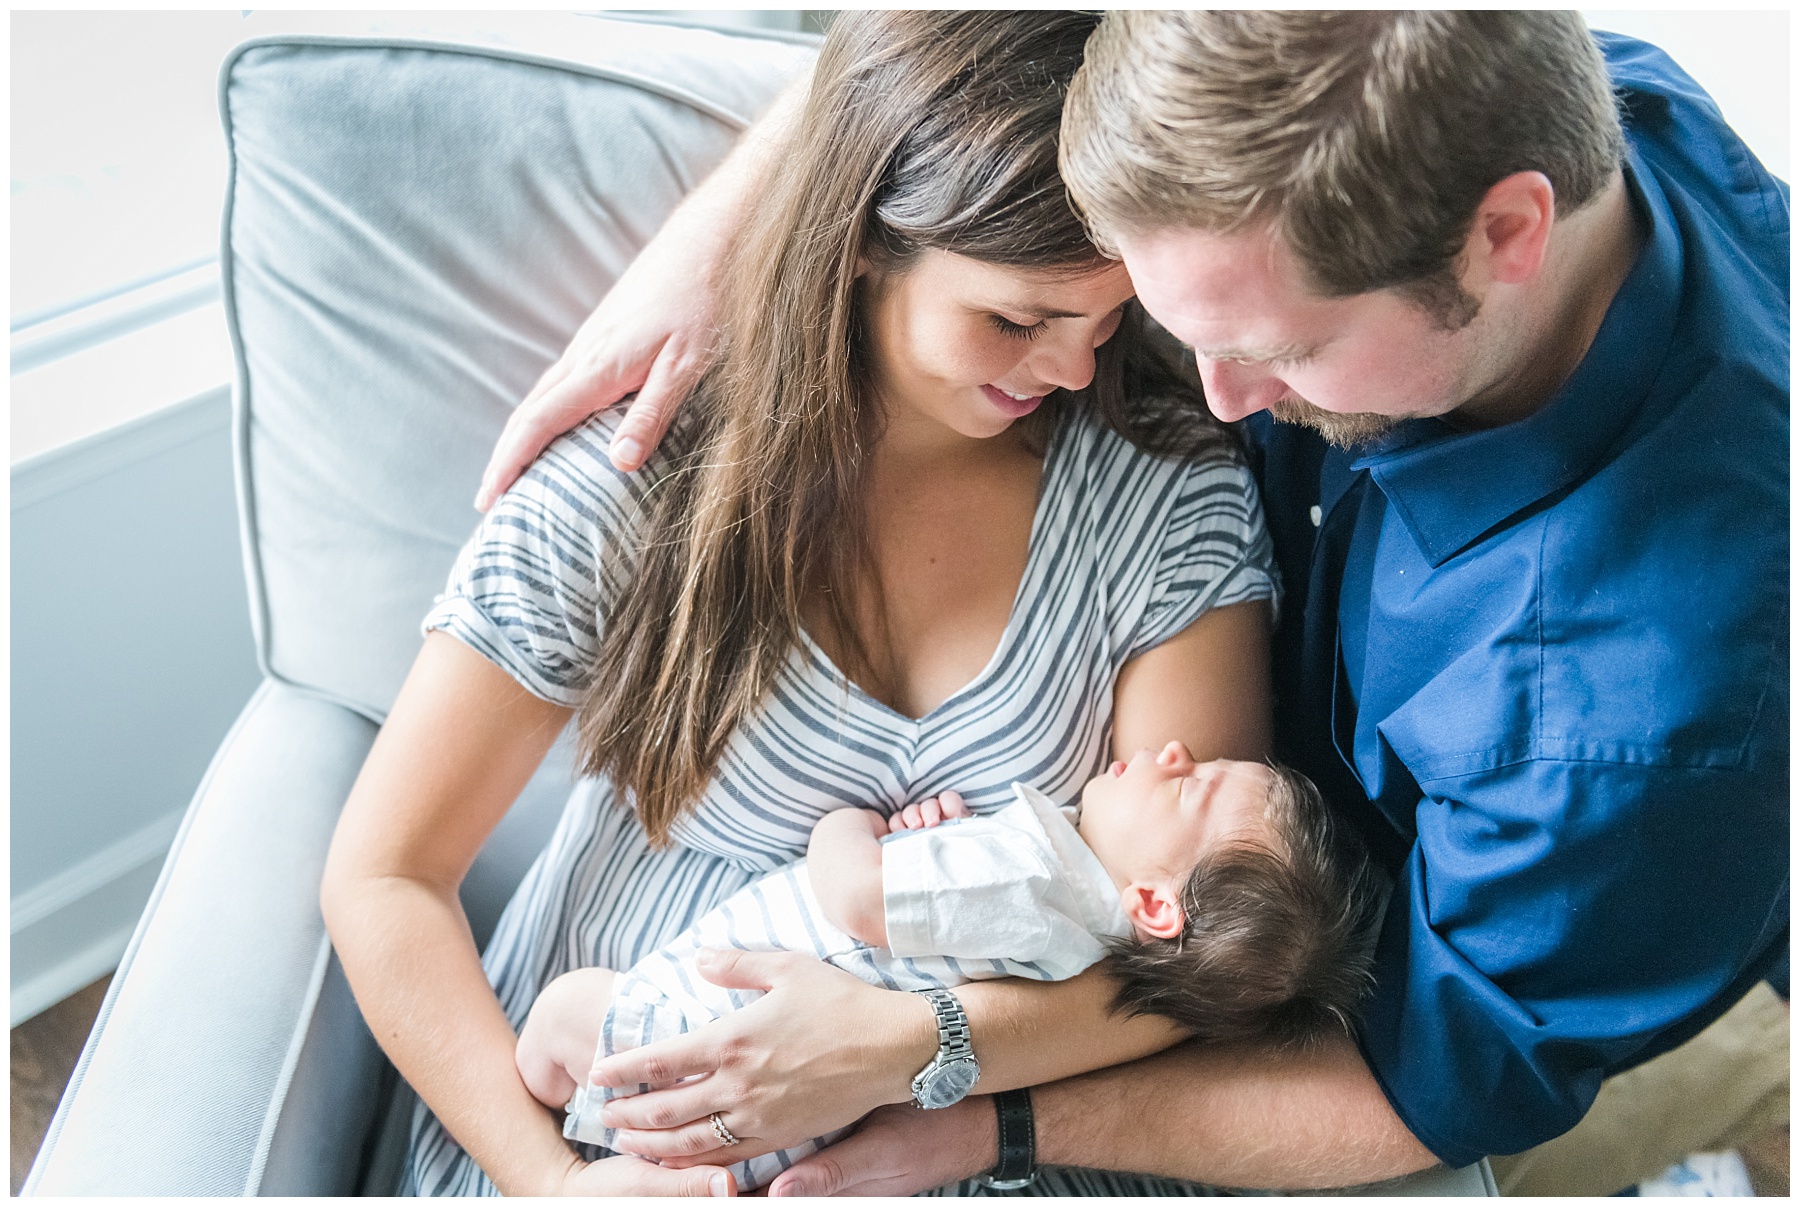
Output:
top-left (25, 681), bottom-right (382, 1196)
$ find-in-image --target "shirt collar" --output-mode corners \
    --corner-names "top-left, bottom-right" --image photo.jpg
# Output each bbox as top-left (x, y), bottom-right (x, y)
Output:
top-left (1352, 149), bottom-right (1685, 568)
top-left (1011, 783), bottom-right (1133, 940)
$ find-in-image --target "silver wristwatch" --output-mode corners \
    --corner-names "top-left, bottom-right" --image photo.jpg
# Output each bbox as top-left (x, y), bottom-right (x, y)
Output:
top-left (910, 988), bottom-right (979, 1109)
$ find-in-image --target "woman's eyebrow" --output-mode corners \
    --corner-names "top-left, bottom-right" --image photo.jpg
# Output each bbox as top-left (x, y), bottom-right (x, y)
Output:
top-left (1000, 303), bottom-right (1114, 320)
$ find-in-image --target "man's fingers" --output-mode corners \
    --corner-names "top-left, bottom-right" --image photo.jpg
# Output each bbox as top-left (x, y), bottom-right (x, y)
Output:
top-left (475, 349), bottom-right (657, 509)
top-left (767, 1122), bottom-right (905, 1197)
top-left (609, 338), bottom-right (707, 472)
top-left (766, 1150), bottom-right (849, 1197)
top-left (519, 351), bottom-right (575, 411)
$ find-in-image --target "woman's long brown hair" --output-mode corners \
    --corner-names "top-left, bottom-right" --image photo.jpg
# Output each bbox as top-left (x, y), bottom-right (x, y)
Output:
top-left (579, 11), bottom-right (1228, 845)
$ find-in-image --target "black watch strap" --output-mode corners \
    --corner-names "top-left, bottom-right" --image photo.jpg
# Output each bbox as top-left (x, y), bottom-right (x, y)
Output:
top-left (981, 1088), bottom-right (1038, 1190)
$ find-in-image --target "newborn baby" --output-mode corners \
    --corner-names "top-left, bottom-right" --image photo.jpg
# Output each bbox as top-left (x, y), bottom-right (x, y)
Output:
top-left (516, 741), bottom-right (1384, 1191)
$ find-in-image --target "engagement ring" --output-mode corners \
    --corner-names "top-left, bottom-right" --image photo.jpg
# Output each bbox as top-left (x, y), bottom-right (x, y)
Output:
top-left (709, 1112), bottom-right (741, 1147)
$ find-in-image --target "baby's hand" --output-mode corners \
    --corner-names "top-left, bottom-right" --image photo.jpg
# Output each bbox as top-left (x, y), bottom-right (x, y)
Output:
top-left (888, 790), bottom-right (972, 833)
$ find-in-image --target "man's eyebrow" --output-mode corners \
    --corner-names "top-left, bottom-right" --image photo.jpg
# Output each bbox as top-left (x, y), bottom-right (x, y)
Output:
top-left (1194, 343), bottom-right (1314, 363)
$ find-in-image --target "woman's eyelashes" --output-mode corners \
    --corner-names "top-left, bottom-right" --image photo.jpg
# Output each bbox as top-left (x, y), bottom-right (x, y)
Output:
top-left (988, 313), bottom-right (1048, 341)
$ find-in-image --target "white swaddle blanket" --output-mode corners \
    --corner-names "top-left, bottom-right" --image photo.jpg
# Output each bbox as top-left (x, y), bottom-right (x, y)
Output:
top-left (563, 783), bottom-right (1131, 1191)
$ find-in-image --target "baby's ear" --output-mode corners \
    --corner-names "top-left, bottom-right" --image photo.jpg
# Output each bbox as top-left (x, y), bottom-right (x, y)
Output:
top-left (1121, 882), bottom-right (1184, 941)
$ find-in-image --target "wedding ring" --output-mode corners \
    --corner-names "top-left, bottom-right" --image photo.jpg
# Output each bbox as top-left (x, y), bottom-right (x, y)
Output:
top-left (709, 1112), bottom-right (741, 1147)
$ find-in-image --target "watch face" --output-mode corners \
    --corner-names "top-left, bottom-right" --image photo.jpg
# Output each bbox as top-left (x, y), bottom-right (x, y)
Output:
top-left (918, 1058), bottom-right (980, 1109)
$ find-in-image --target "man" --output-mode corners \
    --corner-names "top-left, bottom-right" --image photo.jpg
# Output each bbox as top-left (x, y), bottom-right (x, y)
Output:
top-left (478, 11), bottom-right (1787, 1194)
top-left (1053, 10), bottom-right (1788, 1189)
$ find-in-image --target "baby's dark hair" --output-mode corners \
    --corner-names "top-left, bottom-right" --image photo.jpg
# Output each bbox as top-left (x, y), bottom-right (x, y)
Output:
top-left (1103, 763), bottom-right (1386, 1048)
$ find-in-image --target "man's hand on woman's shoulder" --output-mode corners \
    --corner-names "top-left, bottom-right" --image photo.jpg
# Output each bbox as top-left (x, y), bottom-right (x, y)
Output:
top-left (475, 73), bottom-right (812, 510)
top-left (474, 232), bottom-right (719, 509)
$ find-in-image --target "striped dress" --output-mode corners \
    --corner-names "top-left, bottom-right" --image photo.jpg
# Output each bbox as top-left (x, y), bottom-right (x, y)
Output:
top-left (405, 403), bottom-right (1275, 1196)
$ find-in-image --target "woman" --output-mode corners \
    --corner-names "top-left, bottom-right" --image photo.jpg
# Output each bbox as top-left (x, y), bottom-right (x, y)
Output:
top-left (322, 11), bottom-right (1275, 1196)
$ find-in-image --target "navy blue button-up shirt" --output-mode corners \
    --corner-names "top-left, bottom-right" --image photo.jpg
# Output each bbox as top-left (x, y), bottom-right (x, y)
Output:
top-left (1243, 35), bottom-right (1788, 1166)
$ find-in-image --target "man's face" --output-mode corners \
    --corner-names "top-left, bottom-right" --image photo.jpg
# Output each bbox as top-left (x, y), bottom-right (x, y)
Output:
top-left (1117, 223), bottom-right (1487, 445)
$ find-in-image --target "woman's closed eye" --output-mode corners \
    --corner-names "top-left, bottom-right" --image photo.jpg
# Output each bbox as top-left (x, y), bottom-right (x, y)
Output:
top-left (988, 313), bottom-right (1048, 341)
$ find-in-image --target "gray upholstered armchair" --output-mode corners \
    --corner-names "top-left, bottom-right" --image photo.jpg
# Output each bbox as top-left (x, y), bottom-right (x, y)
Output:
top-left (24, 18), bottom-right (1489, 1196)
top-left (25, 19), bottom-right (808, 1194)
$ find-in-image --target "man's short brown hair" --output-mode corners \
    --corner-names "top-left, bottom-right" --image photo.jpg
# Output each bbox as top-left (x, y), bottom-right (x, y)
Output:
top-left (1061, 11), bottom-right (1625, 323)
top-left (1104, 764), bottom-right (1387, 1048)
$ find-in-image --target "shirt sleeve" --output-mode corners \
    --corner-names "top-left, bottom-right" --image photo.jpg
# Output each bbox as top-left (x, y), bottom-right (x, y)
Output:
top-left (1126, 452), bottom-right (1280, 662)
top-left (881, 819), bottom-right (1091, 966)
top-left (423, 413), bottom-right (646, 706)
top-left (1358, 752), bottom-right (1789, 1167)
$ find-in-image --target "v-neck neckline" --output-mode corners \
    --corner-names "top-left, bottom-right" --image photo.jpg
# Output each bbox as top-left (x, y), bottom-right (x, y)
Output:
top-left (797, 407), bottom-right (1071, 728)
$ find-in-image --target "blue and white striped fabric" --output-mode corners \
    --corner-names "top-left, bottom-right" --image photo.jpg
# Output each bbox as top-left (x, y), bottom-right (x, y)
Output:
top-left (404, 402), bottom-right (1274, 1196)
top-left (562, 782), bottom-right (1132, 1191)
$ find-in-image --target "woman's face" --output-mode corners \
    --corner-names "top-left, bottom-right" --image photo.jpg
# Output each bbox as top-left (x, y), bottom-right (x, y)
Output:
top-left (862, 250), bottom-right (1136, 440)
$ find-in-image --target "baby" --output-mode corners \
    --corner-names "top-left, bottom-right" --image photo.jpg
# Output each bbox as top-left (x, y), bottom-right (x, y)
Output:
top-left (515, 741), bottom-right (1385, 1191)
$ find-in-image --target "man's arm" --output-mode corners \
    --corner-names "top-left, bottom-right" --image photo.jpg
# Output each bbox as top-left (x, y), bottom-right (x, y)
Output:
top-left (767, 1029), bottom-right (1439, 1196)
top-left (476, 69), bottom-right (812, 507)
top-left (1035, 1030), bottom-right (1437, 1188)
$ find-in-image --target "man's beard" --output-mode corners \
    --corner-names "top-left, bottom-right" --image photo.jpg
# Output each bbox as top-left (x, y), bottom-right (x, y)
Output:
top-left (1269, 398), bottom-right (1400, 449)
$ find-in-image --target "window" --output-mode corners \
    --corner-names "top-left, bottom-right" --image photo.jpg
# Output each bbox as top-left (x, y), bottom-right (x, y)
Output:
top-left (10, 11), bottom-right (827, 462)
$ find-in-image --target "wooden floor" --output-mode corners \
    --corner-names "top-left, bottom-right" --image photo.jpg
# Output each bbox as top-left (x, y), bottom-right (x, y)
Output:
top-left (10, 975), bottom-right (110, 1195)
top-left (4, 972), bottom-right (1789, 1196)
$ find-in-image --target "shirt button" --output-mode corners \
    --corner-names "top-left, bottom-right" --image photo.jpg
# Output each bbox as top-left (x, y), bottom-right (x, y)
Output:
top-left (1309, 504), bottom-right (1323, 527)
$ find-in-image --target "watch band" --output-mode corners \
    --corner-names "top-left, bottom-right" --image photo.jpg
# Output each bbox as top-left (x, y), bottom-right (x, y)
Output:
top-left (920, 988), bottom-right (974, 1060)
top-left (980, 1088), bottom-right (1038, 1190)
top-left (911, 988), bottom-right (980, 1109)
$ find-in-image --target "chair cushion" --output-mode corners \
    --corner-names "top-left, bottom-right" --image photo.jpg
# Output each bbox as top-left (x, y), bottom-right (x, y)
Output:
top-left (221, 18), bottom-right (811, 719)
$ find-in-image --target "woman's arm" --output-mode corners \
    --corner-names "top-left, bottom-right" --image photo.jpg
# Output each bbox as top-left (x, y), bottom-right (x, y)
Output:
top-left (322, 634), bottom-right (575, 1194)
top-left (592, 601), bottom-right (1275, 1161)
top-left (322, 634), bottom-right (739, 1196)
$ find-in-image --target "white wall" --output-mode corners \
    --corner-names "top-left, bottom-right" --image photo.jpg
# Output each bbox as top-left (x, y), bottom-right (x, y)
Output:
top-left (1583, 10), bottom-right (1788, 179)
top-left (11, 392), bottom-right (263, 1022)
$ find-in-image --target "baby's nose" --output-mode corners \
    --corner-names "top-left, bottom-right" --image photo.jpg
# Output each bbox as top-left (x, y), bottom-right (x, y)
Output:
top-left (1156, 740), bottom-right (1197, 770)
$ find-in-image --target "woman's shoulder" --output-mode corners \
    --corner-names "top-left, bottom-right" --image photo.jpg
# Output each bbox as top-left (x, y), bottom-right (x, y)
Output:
top-left (1051, 405), bottom-right (1277, 660)
top-left (500, 409), bottom-right (668, 534)
top-left (423, 409), bottom-right (683, 705)
top-left (1055, 402), bottom-right (1259, 525)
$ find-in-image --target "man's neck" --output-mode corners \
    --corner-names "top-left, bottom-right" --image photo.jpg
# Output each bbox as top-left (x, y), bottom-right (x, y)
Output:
top-left (1454, 171), bottom-right (1648, 430)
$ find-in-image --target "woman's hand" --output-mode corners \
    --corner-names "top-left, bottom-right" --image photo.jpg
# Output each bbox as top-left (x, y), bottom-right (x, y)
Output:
top-left (559, 1154), bottom-right (737, 1197)
top-left (766, 1098), bottom-right (997, 1197)
top-left (592, 950), bottom-right (940, 1164)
